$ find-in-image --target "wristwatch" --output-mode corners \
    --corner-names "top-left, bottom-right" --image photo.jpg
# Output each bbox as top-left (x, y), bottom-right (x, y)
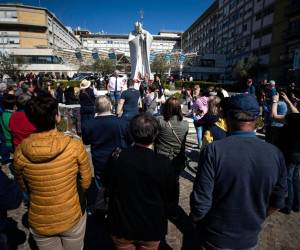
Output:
top-left (273, 100), bottom-right (278, 103)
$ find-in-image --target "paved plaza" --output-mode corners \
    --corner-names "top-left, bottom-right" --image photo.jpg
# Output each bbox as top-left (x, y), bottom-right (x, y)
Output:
top-left (5, 117), bottom-right (300, 250)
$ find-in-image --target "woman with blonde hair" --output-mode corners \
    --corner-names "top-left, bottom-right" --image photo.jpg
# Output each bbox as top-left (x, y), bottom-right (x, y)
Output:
top-left (192, 84), bottom-right (201, 101)
top-left (200, 96), bottom-right (228, 147)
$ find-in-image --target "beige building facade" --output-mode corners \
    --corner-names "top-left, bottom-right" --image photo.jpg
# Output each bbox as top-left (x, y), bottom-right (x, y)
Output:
top-left (0, 4), bottom-right (80, 51)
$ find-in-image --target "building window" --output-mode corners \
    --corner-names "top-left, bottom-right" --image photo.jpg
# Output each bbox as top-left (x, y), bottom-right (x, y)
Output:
top-left (256, 4), bottom-right (274, 20)
top-left (261, 46), bottom-right (271, 55)
top-left (0, 10), bottom-right (17, 19)
top-left (200, 59), bottom-right (216, 67)
top-left (6, 11), bottom-right (17, 18)
top-left (8, 37), bottom-right (20, 44)
top-left (262, 26), bottom-right (272, 35)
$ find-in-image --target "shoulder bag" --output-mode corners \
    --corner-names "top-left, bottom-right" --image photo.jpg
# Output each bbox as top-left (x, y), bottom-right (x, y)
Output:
top-left (167, 121), bottom-right (187, 174)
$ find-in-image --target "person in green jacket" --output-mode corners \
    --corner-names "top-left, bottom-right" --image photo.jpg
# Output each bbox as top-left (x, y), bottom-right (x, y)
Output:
top-left (0, 94), bottom-right (15, 166)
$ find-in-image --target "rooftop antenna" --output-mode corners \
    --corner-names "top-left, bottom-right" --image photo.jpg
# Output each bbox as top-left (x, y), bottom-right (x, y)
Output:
top-left (139, 9), bottom-right (144, 25)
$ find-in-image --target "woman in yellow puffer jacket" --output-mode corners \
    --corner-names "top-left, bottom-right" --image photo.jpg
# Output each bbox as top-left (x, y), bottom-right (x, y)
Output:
top-left (14, 94), bottom-right (92, 250)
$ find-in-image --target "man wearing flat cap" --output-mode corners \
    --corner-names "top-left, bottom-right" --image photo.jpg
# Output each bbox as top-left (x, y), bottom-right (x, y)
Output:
top-left (190, 94), bottom-right (287, 250)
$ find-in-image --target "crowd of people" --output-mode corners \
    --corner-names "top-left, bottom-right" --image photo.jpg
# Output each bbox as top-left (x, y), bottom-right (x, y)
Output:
top-left (0, 71), bottom-right (299, 250)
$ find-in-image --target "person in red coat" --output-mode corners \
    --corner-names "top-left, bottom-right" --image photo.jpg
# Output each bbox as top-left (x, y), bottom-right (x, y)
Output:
top-left (9, 94), bottom-right (36, 148)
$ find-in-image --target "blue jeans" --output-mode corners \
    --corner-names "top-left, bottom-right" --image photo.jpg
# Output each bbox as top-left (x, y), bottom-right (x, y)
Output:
top-left (286, 162), bottom-right (300, 210)
top-left (195, 126), bottom-right (203, 147)
top-left (109, 91), bottom-right (121, 113)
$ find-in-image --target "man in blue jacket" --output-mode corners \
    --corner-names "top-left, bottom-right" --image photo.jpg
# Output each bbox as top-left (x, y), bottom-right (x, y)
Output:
top-left (190, 94), bottom-right (287, 250)
top-left (0, 169), bottom-right (22, 249)
top-left (81, 95), bottom-right (127, 214)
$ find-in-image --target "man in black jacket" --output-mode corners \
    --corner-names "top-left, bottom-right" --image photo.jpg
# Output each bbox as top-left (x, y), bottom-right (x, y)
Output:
top-left (103, 113), bottom-right (177, 250)
top-left (0, 169), bottom-right (22, 250)
top-left (190, 94), bottom-right (287, 250)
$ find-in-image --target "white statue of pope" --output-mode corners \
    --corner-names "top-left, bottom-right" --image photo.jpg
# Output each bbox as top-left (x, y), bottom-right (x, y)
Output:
top-left (128, 22), bottom-right (153, 80)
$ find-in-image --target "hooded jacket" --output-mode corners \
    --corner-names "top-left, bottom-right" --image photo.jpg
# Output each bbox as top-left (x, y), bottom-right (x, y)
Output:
top-left (202, 116), bottom-right (227, 146)
top-left (13, 130), bottom-right (92, 236)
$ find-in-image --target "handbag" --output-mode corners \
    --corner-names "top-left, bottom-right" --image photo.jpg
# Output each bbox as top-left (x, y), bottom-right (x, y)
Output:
top-left (167, 121), bottom-right (187, 173)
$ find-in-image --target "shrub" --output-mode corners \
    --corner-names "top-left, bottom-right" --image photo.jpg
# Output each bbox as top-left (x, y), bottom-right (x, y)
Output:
top-left (163, 83), bottom-right (171, 90)
top-left (172, 92), bottom-right (183, 100)
top-left (57, 117), bottom-right (67, 132)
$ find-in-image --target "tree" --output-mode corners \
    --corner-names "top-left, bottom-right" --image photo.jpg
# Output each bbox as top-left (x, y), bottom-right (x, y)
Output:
top-left (151, 54), bottom-right (169, 77)
top-left (78, 64), bottom-right (93, 72)
top-left (0, 54), bottom-right (20, 81)
top-left (232, 55), bottom-right (259, 84)
top-left (93, 58), bottom-right (116, 75)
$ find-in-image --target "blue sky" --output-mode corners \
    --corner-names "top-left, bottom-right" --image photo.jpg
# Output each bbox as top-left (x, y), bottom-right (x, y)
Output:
top-left (2, 0), bottom-right (214, 34)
